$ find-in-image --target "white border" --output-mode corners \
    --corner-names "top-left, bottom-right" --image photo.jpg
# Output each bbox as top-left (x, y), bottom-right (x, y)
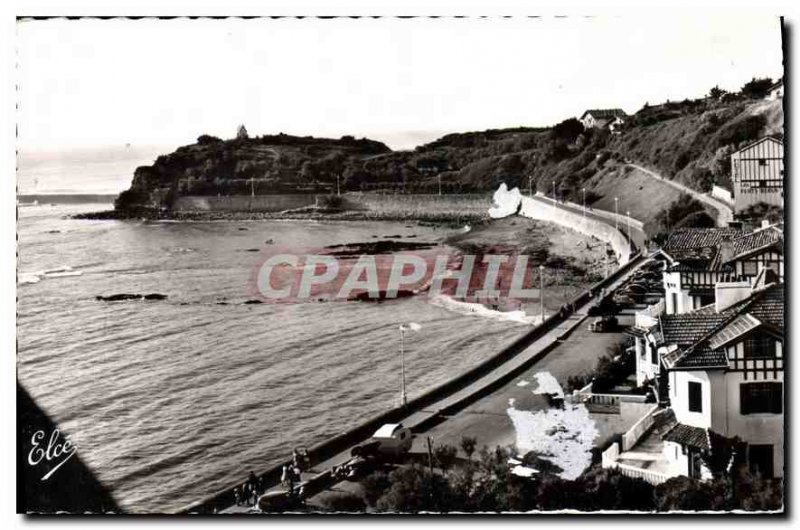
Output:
top-left (3, 1), bottom-right (798, 529)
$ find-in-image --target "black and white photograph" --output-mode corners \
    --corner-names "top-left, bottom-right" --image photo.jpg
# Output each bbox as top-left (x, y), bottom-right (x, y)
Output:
top-left (8, 5), bottom-right (793, 518)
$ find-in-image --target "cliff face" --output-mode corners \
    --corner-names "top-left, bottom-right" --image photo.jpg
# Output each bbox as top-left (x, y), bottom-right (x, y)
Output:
top-left (115, 95), bottom-right (782, 217)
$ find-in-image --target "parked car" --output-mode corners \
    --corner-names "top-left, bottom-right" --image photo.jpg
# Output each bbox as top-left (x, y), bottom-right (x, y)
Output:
top-left (369, 423), bottom-right (413, 457)
top-left (588, 315), bottom-right (618, 332)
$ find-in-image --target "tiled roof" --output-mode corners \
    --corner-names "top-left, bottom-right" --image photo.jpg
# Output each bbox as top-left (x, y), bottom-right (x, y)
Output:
top-left (665, 283), bottom-right (784, 369)
top-left (658, 313), bottom-right (731, 347)
top-left (663, 228), bottom-right (741, 253)
top-left (730, 226), bottom-right (783, 261)
top-left (581, 108), bottom-right (627, 119)
top-left (663, 423), bottom-right (709, 450)
top-left (747, 283), bottom-right (784, 329)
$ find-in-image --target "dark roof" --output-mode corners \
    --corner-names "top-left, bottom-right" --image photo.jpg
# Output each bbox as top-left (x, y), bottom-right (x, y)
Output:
top-left (747, 283), bottom-right (784, 329)
top-left (665, 283), bottom-right (784, 369)
top-left (663, 228), bottom-right (741, 252)
top-left (658, 312), bottom-right (731, 347)
top-left (580, 108), bottom-right (627, 120)
top-left (729, 226), bottom-right (783, 261)
top-left (663, 423), bottom-right (709, 450)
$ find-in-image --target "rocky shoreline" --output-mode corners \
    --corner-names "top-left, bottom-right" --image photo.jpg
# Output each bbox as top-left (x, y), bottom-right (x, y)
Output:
top-left (71, 208), bottom-right (488, 227)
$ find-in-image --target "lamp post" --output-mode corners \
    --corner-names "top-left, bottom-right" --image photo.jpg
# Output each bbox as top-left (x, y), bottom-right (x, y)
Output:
top-left (552, 181), bottom-right (557, 203)
top-left (614, 197), bottom-right (619, 230)
top-left (398, 323), bottom-right (420, 407)
top-left (399, 326), bottom-right (407, 407)
top-left (528, 175), bottom-right (533, 197)
top-left (626, 210), bottom-right (632, 241)
top-left (539, 265), bottom-right (545, 322)
top-left (438, 174), bottom-right (442, 196)
top-left (336, 174), bottom-right (341, 196)
top-left (582, 188), bottom-right (586, 218)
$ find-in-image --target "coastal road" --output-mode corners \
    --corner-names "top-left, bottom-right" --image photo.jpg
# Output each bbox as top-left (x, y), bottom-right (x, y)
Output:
top-left (215, 254), bottom-right (651, 514)
top-left (626, 163), bottom-right (734, 227)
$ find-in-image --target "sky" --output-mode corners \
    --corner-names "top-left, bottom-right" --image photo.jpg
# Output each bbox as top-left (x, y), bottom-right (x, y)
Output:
top-left (17, 16), bottom-right (784, 153)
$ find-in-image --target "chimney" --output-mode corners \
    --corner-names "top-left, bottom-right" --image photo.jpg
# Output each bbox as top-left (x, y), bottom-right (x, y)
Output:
top-left (715, 280), bottom-right (752, 313)
top-left (717, 235), bottom-right (734, 266)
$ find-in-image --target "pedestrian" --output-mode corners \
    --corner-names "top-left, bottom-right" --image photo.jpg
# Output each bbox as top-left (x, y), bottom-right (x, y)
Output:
top-left (233, 487), bottom-right (241, 506)
top-left (281, 465), bottom-right (289, 487)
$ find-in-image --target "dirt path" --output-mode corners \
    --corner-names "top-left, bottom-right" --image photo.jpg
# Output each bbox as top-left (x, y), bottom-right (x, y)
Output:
top-left (626, 163), bottom-right (733, 227)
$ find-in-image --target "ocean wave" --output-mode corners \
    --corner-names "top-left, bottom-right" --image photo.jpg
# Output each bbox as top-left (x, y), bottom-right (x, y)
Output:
top-left (18, 266), bottom-right (83, 285)
top-left (428, 294), bottom-right (542, 325)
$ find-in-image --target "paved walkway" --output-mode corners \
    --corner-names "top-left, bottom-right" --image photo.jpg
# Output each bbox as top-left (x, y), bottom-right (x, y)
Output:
top-left (626, 163), bottom-right (734, 227)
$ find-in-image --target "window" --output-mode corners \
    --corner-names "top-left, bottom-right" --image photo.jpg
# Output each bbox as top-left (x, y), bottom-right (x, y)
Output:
top-left (741, 382), bottom-right (782, 414)
top-left (743, 337), bottom-right (776, 359)
top-left (759, 180), bottom-right (767, 188)
top-left (748, 445), bottom-right (774, 478)
top-left (670, 293), bottom-right (678, 314)
top-left (650, 344), bottom-right (658, 365)
top-left (688, 381), bottom-right (703, 413)
top-left (743, 261), bottom-right (758, 276)
top-left (758, 158), bottom-right (767, 166)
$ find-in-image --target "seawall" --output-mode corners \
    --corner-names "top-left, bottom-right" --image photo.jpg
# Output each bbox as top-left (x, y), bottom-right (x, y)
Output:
top-left (173, 194), bottom-right (318, 213)
top-left (519, 195), bottom-right (633, 264)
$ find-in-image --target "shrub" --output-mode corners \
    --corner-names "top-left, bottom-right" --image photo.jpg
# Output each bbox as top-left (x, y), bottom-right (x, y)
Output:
top-left (740, 77), bottom-right (773, 99)
top-left (318, 491), bottom-right (367, 512)
top-left (715, 115), bottom-right (766, 148)
top-left (197, 134), bottom-right (222, 145)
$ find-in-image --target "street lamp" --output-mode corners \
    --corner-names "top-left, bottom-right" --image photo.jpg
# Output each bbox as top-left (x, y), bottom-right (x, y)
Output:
top-left (528, 175), bottom-right (533, 197)
top-left (552, 181), bottom-right (557, 203)
top-left (336, 174), bottom-right (341, 196)
top-left (539, 265), bottom-right (545, 322)
top-left (582, 188), bottom-right (586, 218)
top-left (626, 210), bottom-right (632, 240)
top-left (614, 197), bottom-right (619, 230)
top-left (398, 323), bottom-right (421, 407)
top-left (400, 327), bottom-right (406, 406)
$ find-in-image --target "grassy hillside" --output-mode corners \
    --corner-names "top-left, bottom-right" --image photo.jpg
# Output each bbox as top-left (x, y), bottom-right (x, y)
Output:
top-left (115, 82), bottom-right (783, 231)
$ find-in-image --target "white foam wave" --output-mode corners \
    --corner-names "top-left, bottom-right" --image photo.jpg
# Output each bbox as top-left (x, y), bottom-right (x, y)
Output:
top-left (18, 265), bottom-right (82, 285)
top-left (429, 294), bottom-right (542, 325)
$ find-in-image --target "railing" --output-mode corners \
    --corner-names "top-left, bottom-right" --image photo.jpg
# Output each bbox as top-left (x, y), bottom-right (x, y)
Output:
top-left (572, 387), bottom-right (650, 406)
top-left (602, 441), bottom-right (671, 485)
top-left (614, 462), bottom-right (671, 485)
top-left (621, 404), bottom-right (659, 451)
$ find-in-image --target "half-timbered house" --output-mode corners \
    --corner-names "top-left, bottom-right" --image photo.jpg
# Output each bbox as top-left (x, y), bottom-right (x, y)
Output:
top-left (731, 137), bottom-right (784, 211)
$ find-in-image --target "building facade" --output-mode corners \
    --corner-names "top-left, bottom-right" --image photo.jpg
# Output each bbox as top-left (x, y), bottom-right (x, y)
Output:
top-left (731, 137), bottom-right (784, 211)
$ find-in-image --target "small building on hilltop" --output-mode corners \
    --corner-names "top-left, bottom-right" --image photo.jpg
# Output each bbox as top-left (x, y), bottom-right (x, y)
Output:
top-left (731, 136), bottom-right (784, 212)
top-left (768, 79), bottom-right (784, 100)
top-left (579, 109), bottom-right (628, 132)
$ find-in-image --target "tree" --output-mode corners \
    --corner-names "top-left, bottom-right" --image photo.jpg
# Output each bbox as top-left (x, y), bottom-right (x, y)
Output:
top-left (237, 124), bottom-right (249, 140)
top-left (197, 134), bottom-right (222, 145)
top-left (552, 118), bottom-right (584, 143)
top-left (460, 436), bottom-right (477, 461)
top-left (434, 444), bottom-right (458, 475)
top-left (709, 85), bottom-right (727, 100)
top-left (740, 77), bottom-right (773, 99)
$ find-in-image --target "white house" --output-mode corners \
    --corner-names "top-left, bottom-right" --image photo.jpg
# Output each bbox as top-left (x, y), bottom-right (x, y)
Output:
top-left (658, 226), bottom-right (783, 315)
top-left (731, 137), bottom-right (784, 211)
top-left (579, 109), bottom-right (628, 131)
top-left (659, 280), bottom-right (784, 479)
top-left (622, 276), bottom-right (783, 480)
top-left (768, 79), bottom-right (783, 100)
